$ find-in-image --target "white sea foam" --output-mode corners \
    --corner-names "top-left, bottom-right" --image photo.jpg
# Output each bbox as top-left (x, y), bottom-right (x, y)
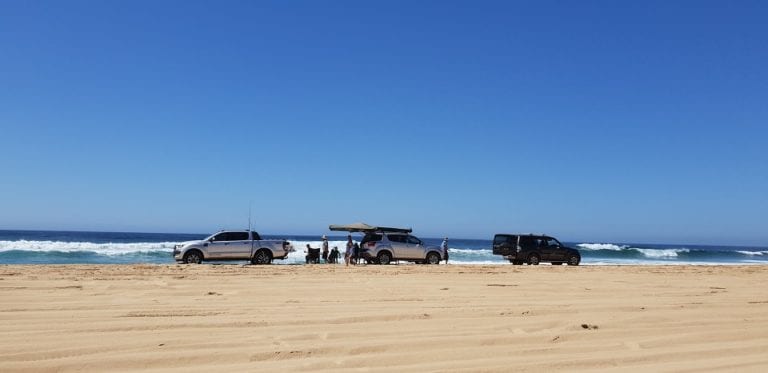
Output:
top-left (448, 248), bottom-right (493, 256)
top-left (737, 250), bottom-right (768, 256)
top-left (284, 240), bottom-right (502, 265)
top-left (577, 243), bottom-right (628, 251)
top-left (577, 243), bottom-right (691, 259)
top-left (582, 260), bottom-right (744, 266)
top-left (636, 248), bottom-right (688, 258)
top-left (0, 240), bottom-right (175, 255)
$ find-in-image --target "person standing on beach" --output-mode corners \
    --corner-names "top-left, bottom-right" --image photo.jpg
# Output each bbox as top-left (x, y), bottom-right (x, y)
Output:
top-left (329, 246), bottom-right (340, 264)
top-left (345, 235), bottom-right (354, 266)
top-left (321, 235), bottom-right (329, 263)
top-left (442, 237), bottom-right (449, 264)
top-left (353, 242), bottom-right (361, 265)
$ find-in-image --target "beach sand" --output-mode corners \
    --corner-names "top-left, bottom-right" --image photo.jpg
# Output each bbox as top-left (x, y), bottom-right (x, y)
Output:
top-left (1, 264), bottom-right (767, 372)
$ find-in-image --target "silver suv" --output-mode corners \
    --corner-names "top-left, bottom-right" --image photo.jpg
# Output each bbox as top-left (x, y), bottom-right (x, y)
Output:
top-left (361, 232), bottom-right (444, 265)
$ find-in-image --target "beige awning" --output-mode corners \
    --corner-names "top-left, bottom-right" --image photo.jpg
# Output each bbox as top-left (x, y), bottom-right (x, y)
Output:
top-left (328, 222), bottom-right (411, 233)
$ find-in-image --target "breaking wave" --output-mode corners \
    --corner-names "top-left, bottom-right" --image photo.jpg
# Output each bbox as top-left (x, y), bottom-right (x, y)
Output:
top-left (0, 233), bottom-right (766, 265)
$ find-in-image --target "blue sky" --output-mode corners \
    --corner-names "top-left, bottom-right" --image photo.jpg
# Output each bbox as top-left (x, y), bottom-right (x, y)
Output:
top-left (1, 1), bottom-right (766, 245)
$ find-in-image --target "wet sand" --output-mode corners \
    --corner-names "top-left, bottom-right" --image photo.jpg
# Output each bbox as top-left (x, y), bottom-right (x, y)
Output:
top-left (1, 264), bottom-right (767, 372)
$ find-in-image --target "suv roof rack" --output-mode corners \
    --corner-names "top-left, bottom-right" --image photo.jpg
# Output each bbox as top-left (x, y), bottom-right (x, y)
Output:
top-left (329, 222), bottom-right (412, 233)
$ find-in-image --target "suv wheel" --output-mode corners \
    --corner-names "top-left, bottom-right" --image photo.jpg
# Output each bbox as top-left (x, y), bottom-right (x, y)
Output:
top-left (252, 249), bottom-right (272, 265)
top-left (377, 251), bottom-right (392, 265)
top-left (183, 250), bottom-right (203, 264)
top-left (528, 254), bottom-right (540, 265)
top-left (567, 254), bottom-right (581, 266)
top-left (426, 252), bottom-right (441, 265)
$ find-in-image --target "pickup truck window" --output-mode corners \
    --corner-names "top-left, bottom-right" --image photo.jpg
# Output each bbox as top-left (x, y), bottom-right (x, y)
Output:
top-left (212, 232), bottom-right (249, 241)
top-left (228, 232), bottom-right (249, 241)
top-left (251, 232), bottom-right (262, 240)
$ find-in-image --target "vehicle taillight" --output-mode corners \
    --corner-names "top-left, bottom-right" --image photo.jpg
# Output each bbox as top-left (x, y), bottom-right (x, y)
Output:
top-left (367, 242), bottom-right (375, 247)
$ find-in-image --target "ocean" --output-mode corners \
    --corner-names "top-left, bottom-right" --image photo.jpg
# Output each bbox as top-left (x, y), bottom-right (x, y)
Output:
top-left (1, 230), bottom-right (766, 266)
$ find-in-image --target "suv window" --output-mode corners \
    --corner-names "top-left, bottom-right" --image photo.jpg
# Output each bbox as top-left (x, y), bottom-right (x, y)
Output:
top-left (387, 234), bottom-right (407, 243)
top-left (519, 236), bottom-right (539, 250)
top-left (406, 235), bottom-right (422, 245)
top-left (494, 235), bottom-right (516, 245)
top-left (543, 237), bottom-right (561, 247)
top-left (361, 233), bottom-right (383, 244)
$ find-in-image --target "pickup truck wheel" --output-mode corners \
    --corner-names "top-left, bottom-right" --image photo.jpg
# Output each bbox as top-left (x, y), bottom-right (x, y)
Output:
top-left (528, 254), bottom-right (541, 265)
top-left (377, 251), bottom-right (392, 265)
top-left (426, 252), bottom-right (441, 265)
top-left (183, 250), bottom-right (203, 264)
top-left (252, 249), bottom-right (272, 265)
top-left (567, 254), bottom-right (581, 266)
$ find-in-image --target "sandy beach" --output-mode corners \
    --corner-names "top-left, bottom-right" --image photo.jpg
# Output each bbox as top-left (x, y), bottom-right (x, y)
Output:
top-left (1, 264), bottom-right (767, 372)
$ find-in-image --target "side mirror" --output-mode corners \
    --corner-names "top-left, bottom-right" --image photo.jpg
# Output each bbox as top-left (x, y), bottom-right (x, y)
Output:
top-left (208, 238), bottom-right (214, 242)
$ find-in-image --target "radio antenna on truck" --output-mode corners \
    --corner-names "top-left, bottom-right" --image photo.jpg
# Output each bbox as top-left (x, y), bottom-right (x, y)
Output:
top-left (248, 200), bottom-right (252, 232)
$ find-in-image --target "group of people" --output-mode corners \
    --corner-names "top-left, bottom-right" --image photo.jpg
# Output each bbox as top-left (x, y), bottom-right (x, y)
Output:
top-left (304, 235), bottom-right (340, 264)
top-left (305, 236), bottom-right (451, 266)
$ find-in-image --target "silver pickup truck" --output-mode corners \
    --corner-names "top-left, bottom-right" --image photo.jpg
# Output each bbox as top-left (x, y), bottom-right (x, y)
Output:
top-left (173, 230), bottom-right (293, 264)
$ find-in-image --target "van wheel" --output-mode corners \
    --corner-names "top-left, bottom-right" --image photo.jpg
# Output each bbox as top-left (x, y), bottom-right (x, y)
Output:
top-left (528, 254), bottom-right (540, 265)
top-left (377, 251), bottom-right (392, 265)
top-left (567, 254), bottom-right (581, 266)
top-left (252, 249), bottom-right (272, 265)
top-left (183, 250), bottom-right (203, 264)
top-left (426, 252), bottom-right (441, 265)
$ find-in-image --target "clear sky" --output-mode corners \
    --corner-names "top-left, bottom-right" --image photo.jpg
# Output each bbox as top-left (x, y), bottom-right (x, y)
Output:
top-left (1, 1), bottom-right (766, 245)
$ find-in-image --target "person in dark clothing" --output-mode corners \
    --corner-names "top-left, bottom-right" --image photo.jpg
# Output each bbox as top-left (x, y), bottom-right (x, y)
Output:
top-left (328, 246), bottom-right (340, 264)
top-left (353, 242), bottom-right (361, 265)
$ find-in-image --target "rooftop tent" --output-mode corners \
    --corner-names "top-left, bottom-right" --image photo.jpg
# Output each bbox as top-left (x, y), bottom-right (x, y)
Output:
top-left (328, 222), bottom-right (412, 233)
